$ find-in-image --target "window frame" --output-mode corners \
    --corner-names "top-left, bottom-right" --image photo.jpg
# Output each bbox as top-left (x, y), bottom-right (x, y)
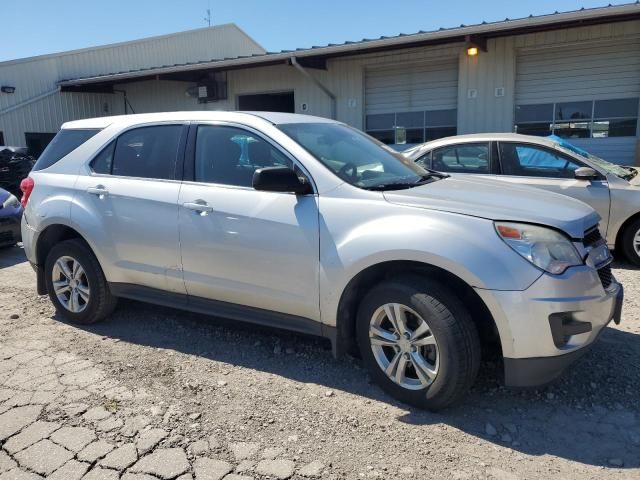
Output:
top-left (495, 141), bottom-right (602, 180)
top-left (365, 109), bottom-right (458, 145)
top-left (514, 97), bottom-right (640, 139)
top-left (88, 122), bottom-right (188, 182)
top-left (184, 121), bottom-right (317, 195)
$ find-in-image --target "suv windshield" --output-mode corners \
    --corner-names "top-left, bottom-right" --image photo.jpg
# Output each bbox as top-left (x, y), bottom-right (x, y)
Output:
top-left (279, 123), bottom-right (435, 190)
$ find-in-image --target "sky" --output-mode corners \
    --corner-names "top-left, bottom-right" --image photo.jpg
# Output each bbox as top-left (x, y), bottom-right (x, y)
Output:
top-left (0, 0), bottom-right (633, 61)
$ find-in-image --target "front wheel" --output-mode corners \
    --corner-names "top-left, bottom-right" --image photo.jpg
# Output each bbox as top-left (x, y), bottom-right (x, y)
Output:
top-left (356, 277), bottom-right (480, 411)
top-left (620, 218), bottom-right (640, 267)
top-left (44, 239), bottom-right (117, 324)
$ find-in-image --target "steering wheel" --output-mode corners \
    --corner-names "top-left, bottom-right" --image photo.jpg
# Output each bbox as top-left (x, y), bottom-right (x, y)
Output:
top-left (338, 162), bottom-right (358, 182)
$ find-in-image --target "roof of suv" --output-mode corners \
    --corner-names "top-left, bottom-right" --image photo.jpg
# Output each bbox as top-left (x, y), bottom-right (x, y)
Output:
top-left (61, 111), bottom-right (339, 130)
top-left (404, 133), bottom-right (559, 158)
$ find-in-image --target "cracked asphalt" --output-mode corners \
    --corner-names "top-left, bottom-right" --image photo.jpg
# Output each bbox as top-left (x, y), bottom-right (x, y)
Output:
top-left (0, 244), bottom-right (638, 479)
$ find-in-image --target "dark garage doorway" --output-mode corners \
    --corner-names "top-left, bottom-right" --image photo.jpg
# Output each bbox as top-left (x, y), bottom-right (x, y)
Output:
top-left (238, 91), bottom-right (295, 113)
top-left (25, 132), bottom-right (56, 158)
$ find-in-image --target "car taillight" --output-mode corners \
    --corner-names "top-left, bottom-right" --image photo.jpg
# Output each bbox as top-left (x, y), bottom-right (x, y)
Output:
top-left (20, 177), bottom-right (35, 208)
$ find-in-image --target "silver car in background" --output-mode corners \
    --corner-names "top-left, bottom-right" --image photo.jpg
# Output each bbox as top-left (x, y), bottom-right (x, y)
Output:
top-left (404, 133), bottom-right (640, 265)
top-left (21, 112), bottom-right (623, 410)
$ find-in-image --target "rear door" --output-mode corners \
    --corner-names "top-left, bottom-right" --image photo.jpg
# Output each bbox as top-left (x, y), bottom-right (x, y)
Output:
top-left (495, 141), bottom-right (611, 233)
top-left (72, 123), bottom-right (188, 293)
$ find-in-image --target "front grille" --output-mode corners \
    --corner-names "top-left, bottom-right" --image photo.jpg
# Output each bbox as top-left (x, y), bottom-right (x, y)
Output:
top-left (583, 226), bottom-right (604, 248)
top-left (597, 264), bottom-right (613, 290)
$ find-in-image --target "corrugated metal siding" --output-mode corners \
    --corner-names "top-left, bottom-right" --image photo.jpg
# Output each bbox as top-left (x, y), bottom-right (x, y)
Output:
top-left (364, 59), bottom-right (458, 115)
top-left (457, 37), bottom-right (516, 134)
top-left (570, 137), bottom-right (638, 164)
top-left (514, 30), bottom-right (640, 164)
top-left (515, 40), bottom-right (640, 103)
top-left (0, 24), bottom-right (264, 146)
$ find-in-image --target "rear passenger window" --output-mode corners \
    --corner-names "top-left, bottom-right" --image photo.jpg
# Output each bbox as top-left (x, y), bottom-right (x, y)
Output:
top-left (110, 125), bottom-right (182, 180)
top-left (195, 125), bottom-right (292, 187)
top-left (431, 143), bottom-right (490, 173)
top-left (91, 142), bottom-right (115, 174)
top-left (32, 129), bottom-right (100, 171)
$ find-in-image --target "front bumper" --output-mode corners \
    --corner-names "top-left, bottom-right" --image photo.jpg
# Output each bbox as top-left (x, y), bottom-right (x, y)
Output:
top-left (475, 265), bottom-right (623, 387)
top-left (0, 215), bottom-right (22, 246)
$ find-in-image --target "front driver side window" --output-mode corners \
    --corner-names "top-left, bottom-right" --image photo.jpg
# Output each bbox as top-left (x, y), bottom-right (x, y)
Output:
top-left (499, 143), bottom-right (582, 178)
top-left (195, 125), bottom-right (292, 187)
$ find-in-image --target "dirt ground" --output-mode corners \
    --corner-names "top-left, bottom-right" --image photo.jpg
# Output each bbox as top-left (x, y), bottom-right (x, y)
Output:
top-left (0, 244), bottom-right (638, 480)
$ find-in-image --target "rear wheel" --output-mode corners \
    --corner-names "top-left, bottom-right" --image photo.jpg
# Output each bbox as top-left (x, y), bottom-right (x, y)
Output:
top-left (356, 277), bottom-right (480, 411)
top-left (45, 239), bottom-right (117, 324)
top-left (620, 218), bottom-right (640, 267)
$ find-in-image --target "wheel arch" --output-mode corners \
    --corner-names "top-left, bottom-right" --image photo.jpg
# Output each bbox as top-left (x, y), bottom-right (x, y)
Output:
top-left (614, 211), bottom-right (640, 252)
top-left (334, 260), bottom-right (502, 360)
top-left (34, 224), bottom-right (95, 295)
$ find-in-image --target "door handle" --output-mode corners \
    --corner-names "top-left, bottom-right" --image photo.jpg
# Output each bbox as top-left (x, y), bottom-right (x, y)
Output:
top-left (87, 186), bottom-right (109, 197)
top-left (183, 201), bottom-right (213, 213)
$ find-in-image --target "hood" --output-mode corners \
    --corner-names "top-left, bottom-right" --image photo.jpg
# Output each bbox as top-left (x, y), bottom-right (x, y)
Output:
top-left (383, 176), bottom-right (600, 239)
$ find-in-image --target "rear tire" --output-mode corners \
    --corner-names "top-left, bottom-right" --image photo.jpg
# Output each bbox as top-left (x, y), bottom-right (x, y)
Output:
top-left (45, 239), bottom-right (117, 324)
top-left (620, 218), bottom-right (640, 267)
top-left (356, 277), bottom-right (481, 411)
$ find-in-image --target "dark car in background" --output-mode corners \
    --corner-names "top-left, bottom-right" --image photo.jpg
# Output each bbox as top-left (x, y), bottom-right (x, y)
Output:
top-left (0, 187), bottom-right (23, 247)
top-left (0, 147), bottom-right (36, 198)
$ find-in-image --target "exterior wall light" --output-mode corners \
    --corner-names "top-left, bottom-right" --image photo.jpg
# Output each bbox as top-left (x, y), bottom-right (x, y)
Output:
top-left (1, 86), bottom-right (16, 94)
top-left (465, 35), bottom-right (487, 57)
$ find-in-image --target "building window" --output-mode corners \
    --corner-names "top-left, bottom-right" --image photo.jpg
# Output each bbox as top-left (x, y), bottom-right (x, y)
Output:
top-left (515, 98), bottom-right (639, 139)
top-left (366, 109), bottom-right (457, 145)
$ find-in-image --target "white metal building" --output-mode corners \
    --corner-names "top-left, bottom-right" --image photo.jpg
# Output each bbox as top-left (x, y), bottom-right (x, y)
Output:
top-left (1, 3), bottom-right (639, 164)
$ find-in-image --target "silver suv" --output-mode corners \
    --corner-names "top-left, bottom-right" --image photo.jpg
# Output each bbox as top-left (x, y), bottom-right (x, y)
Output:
top-left (21, 112), bottom-right (623, 410)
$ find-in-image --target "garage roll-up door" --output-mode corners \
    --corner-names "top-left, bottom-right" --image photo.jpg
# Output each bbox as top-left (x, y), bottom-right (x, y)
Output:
top-left (365, 59), bottom-right (458, 145)
top-left (515, 40), bottom-right (640, 164)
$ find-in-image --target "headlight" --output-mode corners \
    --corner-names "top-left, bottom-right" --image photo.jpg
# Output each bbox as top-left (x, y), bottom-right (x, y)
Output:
top-left (495, 222), bottom-right (583, 274)
top-left (2, 194), bottom-right (20, 209)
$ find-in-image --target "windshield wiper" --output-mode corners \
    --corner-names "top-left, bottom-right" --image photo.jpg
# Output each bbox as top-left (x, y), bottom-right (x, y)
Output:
top-left (364, 175), bottom-right (435, 191)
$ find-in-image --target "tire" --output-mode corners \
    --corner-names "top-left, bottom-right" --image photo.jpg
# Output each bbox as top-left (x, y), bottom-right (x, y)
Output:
top-left (620, 218), bottom-right (640, 267)
top-left (44, 239), bottom-right (117, 324)
top-left (356, 277), bottom-right (481, 411)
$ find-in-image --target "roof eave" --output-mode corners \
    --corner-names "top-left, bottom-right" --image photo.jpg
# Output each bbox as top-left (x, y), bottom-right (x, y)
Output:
top-left (59, 3), bottom-right (640, 88)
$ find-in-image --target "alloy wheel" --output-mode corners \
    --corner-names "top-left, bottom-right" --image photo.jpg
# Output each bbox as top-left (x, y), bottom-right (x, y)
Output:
top-left (51, 256), bottom-right (90, 313)
top-left (369, 303), bottom-right (439, 390)
top-left (634, 228), bottom-right (640, 256)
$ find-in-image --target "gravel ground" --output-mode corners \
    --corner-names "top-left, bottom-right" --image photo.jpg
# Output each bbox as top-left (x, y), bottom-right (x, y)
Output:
top-left (0, 244), bottom-right (638, 480)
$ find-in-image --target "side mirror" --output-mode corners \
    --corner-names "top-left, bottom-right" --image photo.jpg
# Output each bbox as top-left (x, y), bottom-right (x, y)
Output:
top-left (252, 166), bottom-right (311, 195)
top-left (574, 167), bottom-right (598, 181)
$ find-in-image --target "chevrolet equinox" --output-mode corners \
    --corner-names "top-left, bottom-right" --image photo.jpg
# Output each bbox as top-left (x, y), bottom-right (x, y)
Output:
top-left (21, 112), bottom-right (623, 410)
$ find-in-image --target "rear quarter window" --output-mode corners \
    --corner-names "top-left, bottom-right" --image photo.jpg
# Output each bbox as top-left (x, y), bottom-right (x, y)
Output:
top-left (32, 129), bottom-right (100, 171)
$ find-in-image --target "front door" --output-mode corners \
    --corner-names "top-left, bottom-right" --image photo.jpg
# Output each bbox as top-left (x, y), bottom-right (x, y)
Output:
top-left (495, 142), bottom-right (611, 235)
top-left (178, 123), bottom-right (320, 321)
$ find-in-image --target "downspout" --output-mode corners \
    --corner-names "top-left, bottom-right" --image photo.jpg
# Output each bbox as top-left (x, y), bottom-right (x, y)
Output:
top-left (290, 57), bottom-right (336, 119)
top-left (113, 89), bottom-right (135, 114)
top-left (0, 87), bottom-right (60, 116)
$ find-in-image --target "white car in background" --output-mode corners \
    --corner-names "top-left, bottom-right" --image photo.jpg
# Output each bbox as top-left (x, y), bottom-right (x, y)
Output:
top-left (404, 133), bottom-right (640, 266)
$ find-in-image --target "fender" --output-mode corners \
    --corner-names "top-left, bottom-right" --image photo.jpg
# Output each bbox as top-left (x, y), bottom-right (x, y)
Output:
top-left (317, 194), bottom-right (543, 330)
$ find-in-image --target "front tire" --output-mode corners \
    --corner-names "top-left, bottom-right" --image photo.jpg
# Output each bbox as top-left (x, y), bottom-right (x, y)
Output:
top-left (620, 218), bottom-right (640, 267)
top-left (45, 239), bottom-right (117, 324)
top-left (356, 277), bottom-right (480, 411)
